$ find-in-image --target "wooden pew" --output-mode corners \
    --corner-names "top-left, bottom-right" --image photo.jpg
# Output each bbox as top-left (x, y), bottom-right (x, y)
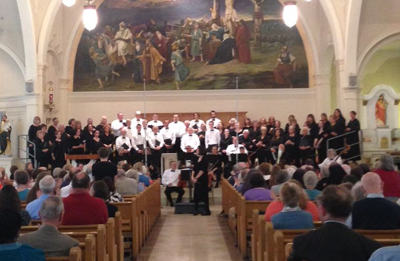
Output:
top-left (46, 246), bottom-right (82, 261)
top-left (114, 212), bottom-right (124, 261)
top-left (236, 195), bottom-right (272, 259)
top-left (65, 154), bottom-right (99, 160)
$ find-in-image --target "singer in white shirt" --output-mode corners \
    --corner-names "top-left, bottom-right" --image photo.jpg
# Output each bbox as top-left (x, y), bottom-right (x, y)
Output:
top-left (205, 110), bottom-right (221, 130)
top-left (115, 129), bottom-right (132, 159)
top-left (160, 120), bottom-right (176, 153)
top-left (148, 113), bottom-right (164, 130)
top-left (111, 112), bottom-right (126, 137)
top-left (169, 114), bottom-right (186, 153)
top-left (181, 127), bottom-right (200, 153)
top-left (189, 112), bottom-right (205, 132)
top-left (162, 161), bottom-right (185, 206)
top-left (148, 126), bottom-right (164, 168)
top-left (226, 137), bottom-right (248, 161)
top-left (131, 111), bottom-right (143, 127)
top-left (124, 119), bottom-right (134, 141)
top-left (141, 120), bottom-right (152, 139)
top-left (205, 121), bottom-right (220, 151)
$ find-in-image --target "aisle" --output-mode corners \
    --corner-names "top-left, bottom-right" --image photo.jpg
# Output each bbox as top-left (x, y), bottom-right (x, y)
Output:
top-left (137, 205), bottom-right (243, 261)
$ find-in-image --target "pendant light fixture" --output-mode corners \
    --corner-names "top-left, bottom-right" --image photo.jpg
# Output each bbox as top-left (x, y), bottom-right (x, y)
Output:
top-left (62, 0), bottom-right (76, 7)
top-left (283, 1), bottom-right (298, 28)
top-left (83, 1), bottom-right (98, 31)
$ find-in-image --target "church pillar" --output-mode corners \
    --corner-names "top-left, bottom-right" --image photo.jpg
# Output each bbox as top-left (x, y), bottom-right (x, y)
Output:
top-left (36, 64), bottom-right (47, 120)
top-left (314, 74), bottom-right (331, 115)
top-left (58, 79), bottom-right (70, 124)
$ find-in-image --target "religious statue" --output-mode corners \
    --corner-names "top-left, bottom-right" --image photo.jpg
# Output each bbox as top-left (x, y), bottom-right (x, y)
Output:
top-left (0, 115), bottom-right (12, 155)
top-left (375, 94), bottom-right (388, 128)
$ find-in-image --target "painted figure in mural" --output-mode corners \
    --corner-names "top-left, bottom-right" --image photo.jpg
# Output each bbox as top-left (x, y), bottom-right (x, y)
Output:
top-left (273, 46), bottom-right (296, 87)
top-left (188, 23), bottom-right (204, 62)
top-left (114, 22), bottom-right (134, 66)
top-left (251, 0), bottom-right (264, 48)
top-left (206, 33), bottom-right (236, 65)
top-left (89, 47), bottom-right (120, 89)
top-left (225, 0), bottom-right (237, 37)
top-left (207, 34), bottom-right (221, 61)
top-left (132, 39), bottom-right (144, 84)
top-left (141, 39), bottom-right (166, 84)
top-left (171, 45), bottom-right (190, 90)
top-left (375, 94), bottom-right (388, 127)
top-left (235, 20), bottom-right (252, 64)
top-left (209, 0), bottom-right (221, 26)
top-left (0, 115), bottom-right (11, 155)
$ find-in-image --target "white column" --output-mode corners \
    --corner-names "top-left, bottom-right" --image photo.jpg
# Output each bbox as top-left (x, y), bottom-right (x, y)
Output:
top-left (58, 79), bottom-right (70, 124)
top-left (314, 74), bottom-right (331, 114)
top-left (335, 59), bottom-right (346, 110)
top-left (36, 64), bottom-right (47, 120)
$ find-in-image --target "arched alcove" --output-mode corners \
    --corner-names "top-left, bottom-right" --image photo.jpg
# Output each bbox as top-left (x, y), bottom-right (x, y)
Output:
top-left (0, 48), bottom-right (26, 97)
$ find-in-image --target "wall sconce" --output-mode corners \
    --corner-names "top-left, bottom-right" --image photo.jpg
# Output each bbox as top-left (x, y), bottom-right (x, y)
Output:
top-left (44, 81), bottom-right (56, 114)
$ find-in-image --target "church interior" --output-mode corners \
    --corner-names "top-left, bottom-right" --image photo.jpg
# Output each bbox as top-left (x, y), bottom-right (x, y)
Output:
top-left (1, 0), bottom-right (400, 260)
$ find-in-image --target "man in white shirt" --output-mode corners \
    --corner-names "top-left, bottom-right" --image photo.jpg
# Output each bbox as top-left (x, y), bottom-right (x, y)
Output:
top-left (111, 112), bottom-right (126, 137)
top-left (132, 124), bottom-right (146, 163)
top-left (148, 126), bottom-right (164, 169)
top-left (124, 119), bottom-right (134, 141)
top-left (160, 120), bottom-right (175, 153)
top-left (206, 110), bottom-right (221, 130)
top-left (189, 113), bottom-right (205, 132)
top-left (226, 136), bottom-right (248, 161)
top-left (181, 127), bottom-right (200, 153)
top-left (141, 119), bottom-right (152, 139)
top-left (115, 129), bottom-right (132, 160)
top-left (162, 161), bottom-right (184, 206)
top-left (168, 114), bottom-right (185, 153)
top-left (148, 113), bottom-right (164, 130)
top-left (132, 111), bottom-right (143, 127)
top-left (318, 148), bottom-right (343, 170)
top-left (205, 121), bottom-right (220, 152)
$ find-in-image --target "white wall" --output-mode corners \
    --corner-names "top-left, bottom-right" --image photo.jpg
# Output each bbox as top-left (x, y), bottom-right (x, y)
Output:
top-left (67, 89), bottom-right (318, 124)
top-left (0, 49), bottom-right (25, 97)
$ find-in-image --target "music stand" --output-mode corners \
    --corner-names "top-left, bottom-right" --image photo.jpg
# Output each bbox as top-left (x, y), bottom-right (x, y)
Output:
top-left (180, 168), bottom-right (193, 201)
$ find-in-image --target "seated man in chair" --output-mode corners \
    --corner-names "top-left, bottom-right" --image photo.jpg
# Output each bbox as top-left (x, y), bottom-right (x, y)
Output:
top-left (162, 161), bottom-right (185, 207)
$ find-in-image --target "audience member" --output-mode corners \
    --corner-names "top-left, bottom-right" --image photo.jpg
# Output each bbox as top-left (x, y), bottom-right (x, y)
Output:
top-left (288, 186), bottom-right (381, 261)
top-left (92, 148), bottom-right (118, 181)
top-left (352, 172), bottom-right (400, 230)
top-left (303, 171), bottom-right (321, 200)
top-left (374, 154), bottom-right (400, 200)
top-left (350, 167), bottom-right (364, 181)
top-left (15, 170), bottom-right (31, 201)
top-left (62, 172), bottom-right (108, 225)
top-left (271, 182), bottom-right (313, 229)
top-left (265, 180), bottom-right (319, 221)
top-left (369, 244), bottom-right (400, 261)
top-left (91, 181), bottom-right (118, 218)
top-left (242, 170), bottom-right (272, 201)
top-left (102, 176), bottom-right (123, 202)
top-left (315, 166), bottom-right (329, 191)
top-left (18, 196), bottom-right (79, 256)
top-left (270, 169), bottom-right (289, 199)
top-left (9, 165), bottom-right (18, 180)
top-left (26, 175), bottom-right (55, 220)
top-left (0, 210), bottom-right (45, 260)
top-left (292, 168), bottom-right (306, 188)
top-left (0, 185), bottom-right (31, 225)
top-left (351, 182), bottom-right (366, 202)
top-left (327, 163), bottom-right (347, 186)
top-left (359, 163), bottom-right (371, 174)
top-left (132, 163), bottom-right (151, 187)
top-left (116, 169), bottom-right (139, 195)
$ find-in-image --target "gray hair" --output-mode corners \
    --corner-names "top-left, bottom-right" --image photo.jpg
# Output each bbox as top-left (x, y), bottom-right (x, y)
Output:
top-left (117, 169), bottom-right (126, 178)
top-left (276, 170), bottom-right (290, 184)
top-left (39, 196), bottom-right (64, 221)
top-left (320, 166), bottom-right (330, 178)
top-left (378, 154), bottom-right (395, 171)
top-left (303, 171), bottom-right (318, 189)
top-left (39, 175), bottom-right (56, 194)
top-left (233, 162), bottom-right (246, 176)
top-left (52, 168), bottom-right (63, 179)
top-left (327, 149), bottom-right (337, 157)
top-left (351, 182), bottom-right (365, 202)
top-left (126, 169), bottom-right (139, 181)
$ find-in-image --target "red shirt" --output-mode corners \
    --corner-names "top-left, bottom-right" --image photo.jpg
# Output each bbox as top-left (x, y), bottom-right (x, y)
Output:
top-left (374, 169), bottom-right (400, 198)
top-left (62, 193), bottom-right (108, 225)
top-left (265, 200), bottom-right (319, 222)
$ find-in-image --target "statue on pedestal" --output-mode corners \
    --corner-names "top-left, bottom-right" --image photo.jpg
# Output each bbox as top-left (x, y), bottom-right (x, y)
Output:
top-left (0, 115), bottom-right (11, 156)
top-left (375, 94), bottom-right (388, 128)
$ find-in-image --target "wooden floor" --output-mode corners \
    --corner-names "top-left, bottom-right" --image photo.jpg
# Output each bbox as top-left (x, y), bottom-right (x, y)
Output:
top-left (136, 205), bottom-right (242, 261)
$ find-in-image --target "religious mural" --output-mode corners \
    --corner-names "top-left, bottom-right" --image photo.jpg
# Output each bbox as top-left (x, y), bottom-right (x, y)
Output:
top-left (73, 0), bottom-right (309, 91)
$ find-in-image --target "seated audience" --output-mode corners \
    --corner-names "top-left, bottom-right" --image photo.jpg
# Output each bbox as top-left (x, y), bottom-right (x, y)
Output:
top-left (115, 169), bottom-right (139, 195)
top-left (14, 170), bottom-right (31, 201)
top-left (0, 185), bottom-right (31, 226)
top-left (271, 182), bottom-right (314, 229)
top-left (369, 244), bottom-right (400, 261)
top-left (291, 168), bottom-right (306, 188)
top-left (351, 182), bottom-right (366, 202)
top-left (92, 147), bottom-right (118, 181)
top-left (242, 170), bottom-right (272, 201)
top-left (303, 171), bottom-right (321, 200)
top-left (265, 180), bottom-right (319, 221)
top-left (327, 163), bottom-right (347, 186)
top-left (133, 162), bottom-right (151, 187)
top-left (162, 161), bottom-right (185, 206)
top-left (0, 210), bottom-right (45, 260)
top-left (9, 165), bottom-right (19, 180)
top-left (233, 168), bottom-right (249, 193)
top-left (374, 154), bottom-right (400, 200)
top-left (270, 169), bottom-right (290, 199)
top-left (91, 181), bottom-right (118, 218)
top-left (102, 176), bottom-right (123, 202)
top-left (352, 172), bottom-right (400, 230)
top-left (62, 172), bottom-right (108, 225)
top-left (18, 196), bottom-right (79, 256)
top-left (288, 186), bottom-right (382, 261)
top-left (315, 166), bottom-right (329, 191)
top-left (26, 175), bottom-right (55, 220)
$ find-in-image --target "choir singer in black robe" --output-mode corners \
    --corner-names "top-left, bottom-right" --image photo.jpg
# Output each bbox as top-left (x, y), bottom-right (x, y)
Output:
top-left (344, 111), bottom-right (361, 161)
